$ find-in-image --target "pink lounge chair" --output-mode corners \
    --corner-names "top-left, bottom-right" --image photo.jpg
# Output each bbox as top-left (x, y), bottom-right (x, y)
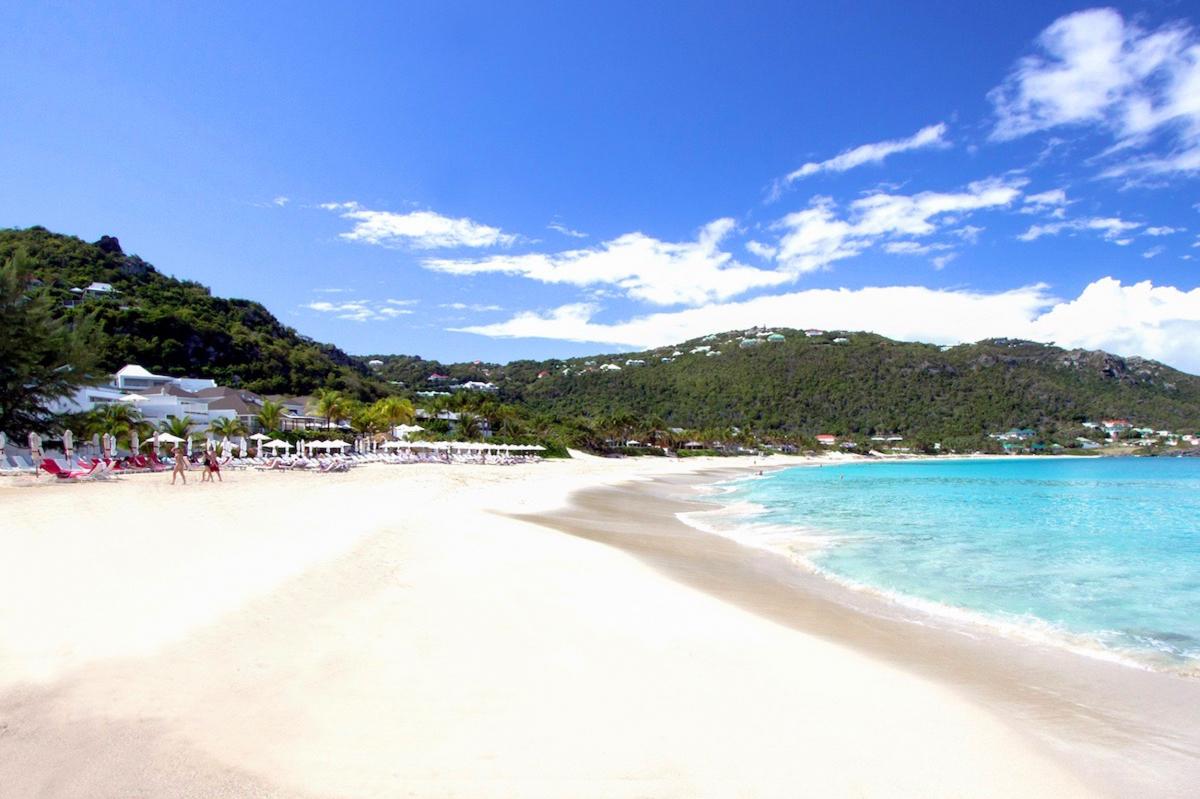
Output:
top-left (40, 458), bottom-right (98, 480)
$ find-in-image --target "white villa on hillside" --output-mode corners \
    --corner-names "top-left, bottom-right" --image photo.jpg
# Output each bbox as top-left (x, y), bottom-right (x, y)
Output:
top-left (115, 364), bottom-right (216, 393)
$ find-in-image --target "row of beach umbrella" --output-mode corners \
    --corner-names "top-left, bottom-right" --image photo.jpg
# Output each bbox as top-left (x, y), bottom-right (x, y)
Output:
top-left (6, 428), bottom-right (545, 462)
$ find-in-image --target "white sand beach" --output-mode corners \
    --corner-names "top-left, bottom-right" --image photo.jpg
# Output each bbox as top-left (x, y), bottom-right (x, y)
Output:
top-left (0, 456), bottom-right (1123, 797)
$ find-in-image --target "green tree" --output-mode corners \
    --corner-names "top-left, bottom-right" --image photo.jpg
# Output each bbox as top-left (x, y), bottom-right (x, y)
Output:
top-left (209, 416), bottom-right (248, 437)
top-left (310, 388), bottom-right (348, 429)
top-left (456, 412), bottom-right (483, 440)
top-left (0, 249), bottom-right (103, 437)
top-left (349, 401), bottom-right (385, 437)
top-left (256, 398), bottom-right (285, 432)
top-left (372, 395), bottom-right (415, 431)
top-left (160, 415), bottom-right (193, 439)
top-left (77, 402), bottom-right (154, 450)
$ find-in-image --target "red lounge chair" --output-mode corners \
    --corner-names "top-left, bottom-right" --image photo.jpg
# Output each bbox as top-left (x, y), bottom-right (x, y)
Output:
top-left (40, 458), bottom-right (96, 480)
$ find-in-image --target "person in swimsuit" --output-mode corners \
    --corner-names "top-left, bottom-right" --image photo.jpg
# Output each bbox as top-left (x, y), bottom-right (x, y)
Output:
top-left (171, 444), bottom-right (187, 485)
top-left (204, 449), bottom-right (222, 483)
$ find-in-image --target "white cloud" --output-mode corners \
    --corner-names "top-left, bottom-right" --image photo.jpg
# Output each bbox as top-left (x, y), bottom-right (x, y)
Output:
top-left (440, 302), bottom-right (504, 312)
top-left (1021, 188), bottom-right (1071, 217)
top-left (547, 222), bottom-right (588, 239)
top-left (1144, 226), bottom-right (1183, 236)
top-left (1143, 246), bottom-right (1165, 259)
top-left (773, 177), bottom-right (1021, 273)
top-left (272, 196), bottom-right (290, 207)
top-left (745, 240), bottom-right (778, 260)
top-left (952, 225), bottom-right (985, 243)
top-left (422, 218), bottom-right (792, 306)
top-left (323, 201), bottom-right (516, 249)
top-left (456, 278), bottom-right (1200, 373)
top-left (302, 299), bottom-right (414, 322)
top-left (990, 8), bottom-right (1200, 178)
top-left (883, 241), bottom-right (953, 256)
top-left (1018, 216), bottom-right (1141, 242)
top-left (931, 253), bottom-right (958, 270)
top-left (778, 123), bottom-right (949, 189)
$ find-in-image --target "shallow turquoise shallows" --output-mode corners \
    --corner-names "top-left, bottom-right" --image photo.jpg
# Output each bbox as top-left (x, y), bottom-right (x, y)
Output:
top-left (709, 457), bottom-right (1200, 670)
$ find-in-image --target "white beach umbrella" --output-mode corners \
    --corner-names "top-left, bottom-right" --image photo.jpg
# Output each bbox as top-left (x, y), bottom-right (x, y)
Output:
top-left (100, 433), bottom-right (110, 459)
top-left (29, 432), bottom-right (42, 466)
top-left (130, 430), bottom-right (140, 456)
top-left (91, 433), bottom-right (100, 455)
top-left (221, 437), bottom-right (231, 458)
top-left (395, 423), bottom-right (424, 440)
top-left (239, 436), bottom-right (247, 457)
top-left (152, 432), bottom-right (161, 453)
top-left (62, 429), bottom-right (74, 462)
top-left (249, 432), bottom-right (270, 456)
top-left (157, 432), bottom-right (184, 444)
top-left (186, 436), bottom-right (193, 458)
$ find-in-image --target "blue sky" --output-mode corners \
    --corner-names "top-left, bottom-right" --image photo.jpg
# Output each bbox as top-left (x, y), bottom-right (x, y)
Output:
top-left (3, 2), bottom-right (1200, 370)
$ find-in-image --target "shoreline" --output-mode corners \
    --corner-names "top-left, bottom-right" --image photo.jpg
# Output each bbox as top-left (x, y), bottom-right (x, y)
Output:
top-left (518, 462), bottom-right (1200, 797)
top-left (0, 455), bottom-right (1193, 796)
top-left (683, 459), bottom-right (1198, 678)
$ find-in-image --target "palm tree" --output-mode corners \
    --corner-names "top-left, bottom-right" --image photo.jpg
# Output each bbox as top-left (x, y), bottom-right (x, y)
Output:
top-left (256, 398), bottom-right (285, 433)
top-left (81, 402), bottom-right (153, 450)
top-left (456, 412), bottom-right (483, 440)
top-left (160, 415), bottom-right (193, 439)
top-left (372, 396), bottom-right (415, 431)
top-left (350, 402), bottom-right (384, 437)
top-left (310, 388), bottom-right (348, 430)
top-left (492, 404), bottom-right (525, 438)
top-left (209, 416), bottom-right (247, 437)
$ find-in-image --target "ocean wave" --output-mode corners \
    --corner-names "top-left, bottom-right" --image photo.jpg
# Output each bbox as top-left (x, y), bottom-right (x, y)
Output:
top-left (677, 477), bottom-right (1200, 677)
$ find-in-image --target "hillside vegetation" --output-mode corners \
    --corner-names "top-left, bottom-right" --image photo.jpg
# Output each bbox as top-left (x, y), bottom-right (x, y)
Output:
top-left (8, 226), bottom-right (1200, 448)
top-left (368, 332), bottom-right (1200, 445)
top-left (1, 227), bottom-right (381, 397)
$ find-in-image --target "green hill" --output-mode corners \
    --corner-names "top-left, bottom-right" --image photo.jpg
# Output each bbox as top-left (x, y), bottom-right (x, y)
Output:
top-left (1, 226), bottom-right (383, 398)
top-left (369, 331), bottom-right (1200, 444)
top-left (8, 226), bottom-right (1200, 447)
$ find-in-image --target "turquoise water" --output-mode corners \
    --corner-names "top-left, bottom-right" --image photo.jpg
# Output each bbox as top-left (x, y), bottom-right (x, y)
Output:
top-left (698, 457), bottom-right (1200, 671)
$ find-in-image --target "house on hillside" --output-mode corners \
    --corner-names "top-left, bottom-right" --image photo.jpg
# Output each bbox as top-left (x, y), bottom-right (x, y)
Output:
top-left (992, 428), bottom-right (1035, 442)
top-left (428, 373), bottom-right (453, 382)
top-left (115, 364), bottom-right (216, 394)
top-left (599, 363), bottom-right (622, 371)
top-left (804, 329), bottom-right (824, 337)
top-left (1102, 419), bottom-right (1132, 436)
top-left (196, 386), bottom-right (265, 432)
top-left (816, 434), bottom-right (836, 446)
top-left (452, 381), bottom-right (498, 392)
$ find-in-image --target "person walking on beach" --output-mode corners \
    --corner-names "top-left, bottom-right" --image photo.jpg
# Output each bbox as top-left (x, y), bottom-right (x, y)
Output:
top-left (201, 449), bottom-right (222, 483)
top-left (171, 444), bottom-right (188, 485)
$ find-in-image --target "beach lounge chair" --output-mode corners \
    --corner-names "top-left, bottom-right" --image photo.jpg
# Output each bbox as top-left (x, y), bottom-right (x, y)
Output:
top-left (11, 455), bottom-right (36, 474)
top-left (40, 458), bottom-right (99, 480)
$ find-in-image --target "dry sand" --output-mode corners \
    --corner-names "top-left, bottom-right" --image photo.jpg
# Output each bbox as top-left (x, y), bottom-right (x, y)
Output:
top-left (0, 454), bottom-right (1128, 797)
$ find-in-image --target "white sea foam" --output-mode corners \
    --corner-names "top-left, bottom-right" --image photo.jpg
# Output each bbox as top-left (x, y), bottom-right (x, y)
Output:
top-left (677, 482), bottom-right (1198, 677)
